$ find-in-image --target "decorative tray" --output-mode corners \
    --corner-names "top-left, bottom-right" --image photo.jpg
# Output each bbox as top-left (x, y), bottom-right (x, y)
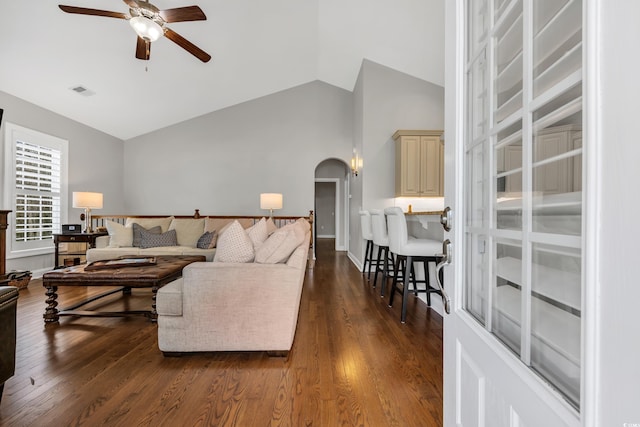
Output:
top-left (84, 256), bottom-right (157, 271)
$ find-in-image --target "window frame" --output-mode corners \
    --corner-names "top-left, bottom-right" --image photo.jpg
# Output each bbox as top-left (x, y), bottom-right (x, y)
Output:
top-left (3, 122), bottom-right (68, 258)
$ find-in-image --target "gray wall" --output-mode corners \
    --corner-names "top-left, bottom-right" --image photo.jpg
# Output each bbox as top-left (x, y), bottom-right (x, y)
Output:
top-left (349, 60), bottom-right (445, 268)
top-left (123, 81), bottom-right (353, 217)
top-left (0, 90), bottom-right (125, 274)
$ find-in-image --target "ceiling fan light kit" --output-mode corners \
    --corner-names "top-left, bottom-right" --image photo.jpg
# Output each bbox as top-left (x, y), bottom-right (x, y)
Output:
top-left (59, 0), bottom-right (211, 62)
top-left (129, 16), bottom-right (163, 42)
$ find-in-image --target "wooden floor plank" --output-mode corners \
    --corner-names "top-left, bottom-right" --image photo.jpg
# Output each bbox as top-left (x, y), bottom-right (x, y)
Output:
top-left (0, 239), bottom-right (443, 426)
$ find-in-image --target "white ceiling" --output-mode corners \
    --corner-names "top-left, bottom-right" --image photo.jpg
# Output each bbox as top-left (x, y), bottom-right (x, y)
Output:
top-left (0, 0), bottom-right (444, 140)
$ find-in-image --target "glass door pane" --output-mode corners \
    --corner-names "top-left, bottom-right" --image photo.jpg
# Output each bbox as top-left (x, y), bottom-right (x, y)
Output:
top-left (464, 0), bottom-right (583, 410)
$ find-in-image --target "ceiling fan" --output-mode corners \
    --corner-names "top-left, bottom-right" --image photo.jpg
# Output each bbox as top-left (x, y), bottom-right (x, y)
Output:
top-left (58, 0), bottom-right (211, 62)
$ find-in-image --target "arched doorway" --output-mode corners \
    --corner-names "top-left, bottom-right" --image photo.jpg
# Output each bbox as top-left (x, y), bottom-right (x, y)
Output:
top-left (314, 159), bottom-right (349, 252)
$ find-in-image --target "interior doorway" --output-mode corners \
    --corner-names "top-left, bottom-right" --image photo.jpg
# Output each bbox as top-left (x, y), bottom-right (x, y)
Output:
top-left (315, 181), bottom-right (336, 238)
top-left (314, 159), bottom-right (349, 252)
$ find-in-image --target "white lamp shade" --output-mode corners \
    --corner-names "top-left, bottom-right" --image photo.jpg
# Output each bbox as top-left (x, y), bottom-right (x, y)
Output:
top-left (72, 192), bottom-right (103, 209)
top-left (260, 193), bottom-right (283, 210)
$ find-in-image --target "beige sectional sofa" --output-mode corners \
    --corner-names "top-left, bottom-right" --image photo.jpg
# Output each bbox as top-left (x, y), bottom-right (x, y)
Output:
top-left (86, 215), bottom-right (297, 263)
top-left (156, 218), bottom-right (311, 356)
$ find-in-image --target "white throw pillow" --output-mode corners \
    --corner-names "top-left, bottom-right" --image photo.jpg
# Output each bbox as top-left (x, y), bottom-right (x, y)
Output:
top-left (105, 220), bottom-right (133, 248)
top-left (125, 216), bottom-right (174, 232)
top-left (168, 218), bottom-right (205, 248)
top-left (213, 220), bottom-right (255, 263)
top-left (255, 222), bottom-right (305, 264)
top-left (247, 217), bottom-right (268, 250)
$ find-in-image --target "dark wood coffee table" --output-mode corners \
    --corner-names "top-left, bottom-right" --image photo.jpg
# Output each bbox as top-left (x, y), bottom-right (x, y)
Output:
top-left (42, 255), bottom-right (205, 324)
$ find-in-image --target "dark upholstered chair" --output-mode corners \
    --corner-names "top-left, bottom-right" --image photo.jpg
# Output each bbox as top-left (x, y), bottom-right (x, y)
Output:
top-left (0, 286), bottom-right (19, 405)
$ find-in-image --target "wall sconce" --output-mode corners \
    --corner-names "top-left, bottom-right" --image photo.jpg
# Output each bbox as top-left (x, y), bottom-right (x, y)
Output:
top-left (351, 151), bottom-right (363, 176)
top-left (72, 192), bottom-right (103, 233)
top-left (260, 193), bottom-right (283, 218)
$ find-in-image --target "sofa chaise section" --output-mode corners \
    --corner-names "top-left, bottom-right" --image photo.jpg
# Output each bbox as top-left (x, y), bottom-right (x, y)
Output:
top-left (156, 228), bottom-right (310, 356)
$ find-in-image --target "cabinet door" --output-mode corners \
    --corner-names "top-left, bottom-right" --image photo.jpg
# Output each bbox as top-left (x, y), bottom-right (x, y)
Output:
top-left (420, 136), bottom-right (442, 196)
top-left (397, 135), bottom-right (423, 196)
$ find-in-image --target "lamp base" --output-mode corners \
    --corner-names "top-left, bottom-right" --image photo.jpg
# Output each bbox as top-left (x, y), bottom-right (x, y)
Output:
top-left (83, 208), bottom-right (93, 234)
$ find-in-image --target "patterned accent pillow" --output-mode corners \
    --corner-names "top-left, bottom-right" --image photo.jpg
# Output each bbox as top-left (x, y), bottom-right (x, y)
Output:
top-left (139, 228), bottom-right (178, 249)
top-left (132, 223), bottom-right (161, 248)
top-left (213, 220), bottom-right (255, 263)
top-left (196, 231), bottom-right (218, 249)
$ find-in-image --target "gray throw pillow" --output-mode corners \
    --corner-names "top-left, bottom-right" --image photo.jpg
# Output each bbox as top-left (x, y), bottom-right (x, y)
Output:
top-left (132, 223), bottom-right (161, 247)
top-left (196, 231), bottom-right (217, 249)
top-left (139, 228), bottom-right (178, 249)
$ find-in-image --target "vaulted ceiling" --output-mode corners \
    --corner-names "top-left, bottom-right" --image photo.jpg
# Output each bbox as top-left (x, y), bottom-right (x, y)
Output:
top-left (0, 0), bottom-right (444, 140)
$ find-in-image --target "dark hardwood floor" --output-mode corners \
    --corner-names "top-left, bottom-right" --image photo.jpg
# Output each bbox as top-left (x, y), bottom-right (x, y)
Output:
top-left (0, 239), bottom-right (443, 426)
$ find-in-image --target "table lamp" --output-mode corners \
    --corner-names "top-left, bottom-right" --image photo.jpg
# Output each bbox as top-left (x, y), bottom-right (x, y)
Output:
top-left (72, 192), bottom-right (103, 233)
top-left (260, 193), bottom-right (283, 218)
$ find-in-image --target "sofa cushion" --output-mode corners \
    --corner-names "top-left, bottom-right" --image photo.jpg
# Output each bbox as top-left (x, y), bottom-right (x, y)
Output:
top-left (247, 217), bottom-right (268, 250)
top-left (132, 223), bottom-right (161, 247)
top-left (139, 228), bottom-right (178, 249)
top-left (169, 218), bottom-right (205, 248)
top-left (125, 216), bottom-right (173, 233)
top-left (213, 220), bottom-right (255, 263)
top-left (196, 231), bottom-right (217, 249)
top-left (254, 221), bottom-right (306, 264)
top-left (105, 220), bottom-right (133, 248)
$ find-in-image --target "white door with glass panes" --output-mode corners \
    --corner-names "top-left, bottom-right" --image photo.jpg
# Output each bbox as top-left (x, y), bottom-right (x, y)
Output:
top-left (443, 0), bottom-right (584, 425)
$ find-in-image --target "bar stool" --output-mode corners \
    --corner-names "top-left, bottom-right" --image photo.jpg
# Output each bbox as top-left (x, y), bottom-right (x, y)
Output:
top-left (370, 209), bottom-right (395, 296)
top-left (384, 207), bottom-right (442, 323)
top-left (359, 210), bottom-right (375, 279)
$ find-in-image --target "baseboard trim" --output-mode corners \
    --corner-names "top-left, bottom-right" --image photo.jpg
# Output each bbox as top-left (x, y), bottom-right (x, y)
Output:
top-left (347, 251), bottom-right (363, 271)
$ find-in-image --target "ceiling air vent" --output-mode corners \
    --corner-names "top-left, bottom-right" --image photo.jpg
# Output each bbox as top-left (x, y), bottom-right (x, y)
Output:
top-left (70, 85), bottom-right (95, 97)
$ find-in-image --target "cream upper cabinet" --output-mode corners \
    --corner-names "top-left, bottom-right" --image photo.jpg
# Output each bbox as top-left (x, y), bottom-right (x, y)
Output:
top-left (393, 130), bottom-right (444, 197)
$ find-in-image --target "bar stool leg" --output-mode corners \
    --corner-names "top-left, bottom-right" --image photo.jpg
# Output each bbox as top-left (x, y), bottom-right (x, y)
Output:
top-left (401, 255), bottom-right (413, 323)
top-left (424, 259), bottom-right (431, 306)
top-left (367, 241), bottom-right (375, 280)
top-left (388, 256), bottom-right (402, 306)
top-left (373, 246), bottom-right (384, 289)
top-left (362, 240), bottom-right (371, 275)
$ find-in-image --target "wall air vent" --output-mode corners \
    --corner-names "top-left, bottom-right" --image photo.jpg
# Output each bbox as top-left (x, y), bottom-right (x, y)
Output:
top-left (69, 85), bottom-right (95, 97)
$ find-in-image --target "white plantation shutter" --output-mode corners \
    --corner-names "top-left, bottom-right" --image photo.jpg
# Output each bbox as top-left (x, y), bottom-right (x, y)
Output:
top-left (14, 140), bottom-right (62, 242)
top-left (4, 123), bottom-right (68, 255)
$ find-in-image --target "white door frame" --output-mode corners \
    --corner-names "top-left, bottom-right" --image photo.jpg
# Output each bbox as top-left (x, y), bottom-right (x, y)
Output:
top-left (314, 178), bottom-right (347, 251)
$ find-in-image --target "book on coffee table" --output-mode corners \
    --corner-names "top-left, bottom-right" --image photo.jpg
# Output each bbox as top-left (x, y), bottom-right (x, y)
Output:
top-left (85, 257), bottom-right (157, 271)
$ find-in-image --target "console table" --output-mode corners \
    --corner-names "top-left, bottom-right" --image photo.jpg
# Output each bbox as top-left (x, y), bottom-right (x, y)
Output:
top-left (0, 211), bottom-right (10, 276)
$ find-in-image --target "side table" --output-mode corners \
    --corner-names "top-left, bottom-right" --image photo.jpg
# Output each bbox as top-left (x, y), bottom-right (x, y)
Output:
top-left (53, 232), bottom-right (107, 268)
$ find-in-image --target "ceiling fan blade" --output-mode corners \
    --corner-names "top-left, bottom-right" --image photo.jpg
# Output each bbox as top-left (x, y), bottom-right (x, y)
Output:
top-left (58, 5), bottom-right (127, 19)
top-left (164, 28), bottom-right (211, 63)
top-left (159, 6), bottom-right (206, 23)
top-left (135, 37), bottom-right (151, 60)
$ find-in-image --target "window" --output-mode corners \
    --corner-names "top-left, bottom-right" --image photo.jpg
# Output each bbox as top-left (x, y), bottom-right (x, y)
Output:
top-left (3, 123), bottom-right (68, 256)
